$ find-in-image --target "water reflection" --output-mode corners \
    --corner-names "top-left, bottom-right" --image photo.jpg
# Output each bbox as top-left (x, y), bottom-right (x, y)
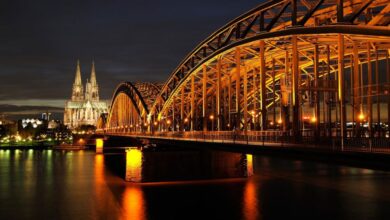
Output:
top-left (243, 179), bottom-right (259, 220)
top-left (119, 147), bottom-right (253, 182)
top-left (1, 149), bottom-right (390, 220)
top-left (122, 186), bottom-right (146, 220)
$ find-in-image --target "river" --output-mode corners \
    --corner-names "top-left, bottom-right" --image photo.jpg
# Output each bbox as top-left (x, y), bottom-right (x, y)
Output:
top-left (0, 147), bottom-right (390, 219)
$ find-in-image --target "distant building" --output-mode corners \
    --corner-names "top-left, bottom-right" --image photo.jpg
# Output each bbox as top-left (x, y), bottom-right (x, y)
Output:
top-left (64, 60), bottom-right (108, 129)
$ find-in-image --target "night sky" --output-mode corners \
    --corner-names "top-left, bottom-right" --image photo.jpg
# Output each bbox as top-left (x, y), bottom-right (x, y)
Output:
top-left (0, 0), bottom-right (262, 107)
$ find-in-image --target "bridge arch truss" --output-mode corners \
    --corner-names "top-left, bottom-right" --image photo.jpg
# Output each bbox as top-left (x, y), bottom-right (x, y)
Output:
top-left (105, 0), bottom-right (390, 139)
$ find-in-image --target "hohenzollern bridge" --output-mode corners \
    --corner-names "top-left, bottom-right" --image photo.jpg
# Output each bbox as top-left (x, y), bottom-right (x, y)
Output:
top-left (97, 0), bottom-right (390, 152)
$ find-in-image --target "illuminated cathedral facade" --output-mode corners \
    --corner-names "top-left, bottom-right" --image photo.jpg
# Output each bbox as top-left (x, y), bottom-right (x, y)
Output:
top-left (64, 60), bottom-right (108, 129)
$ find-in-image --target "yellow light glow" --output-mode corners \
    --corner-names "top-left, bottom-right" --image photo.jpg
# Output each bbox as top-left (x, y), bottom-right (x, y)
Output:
top-left (96, 138), bottom-right (104, 154)
top-left (246, 154), bottom-right (254, 177)
top-left (209, 115), bottom-right (214, 120)
top-left (122, 186), bottom-right (145, 220)
top-left (277, 119), bottom-right (282, 124)
top-left (125, 148), bottom-right (143, 182)
top-left (311, 117), bottom-right (317, 123)
top-left (166, 120), bottom-right (171, 125)
top-left (358, 113), bottom-right (365, 121)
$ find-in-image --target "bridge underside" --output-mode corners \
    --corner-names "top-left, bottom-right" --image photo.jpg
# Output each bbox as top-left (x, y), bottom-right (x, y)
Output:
top-left (100, 0), bottom-right (390, 148)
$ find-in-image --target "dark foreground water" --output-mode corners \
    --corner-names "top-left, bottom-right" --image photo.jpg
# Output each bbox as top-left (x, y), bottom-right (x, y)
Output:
top-left (1, 148), bottom-right (390, 220)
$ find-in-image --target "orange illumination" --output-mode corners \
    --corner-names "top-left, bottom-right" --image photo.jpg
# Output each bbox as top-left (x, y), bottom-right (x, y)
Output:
top-left (125, 148), bottom-right (143, 182)
top-left (78, 138), bottom-right (85, 146)
top-left (122, 186), bottom-right (145, 220)
top-left (311, 117), bottom-right (317, 123)
top-left (166, 120), bottom-right (171, 125)
top-left (96, 138), bottom-right (104, 154)
top-left (153, 122), bottom-right (158, 126)
top-left (358, 113), bottom-right (365, 121)
top-left (184, 118), bottom-right (189, 123)
top-left (209, 115), bottom-right (214, 120)
top-left (243, 180), bottom-right (259, 220)
top-left (302, 116), bottom-right (310, 120)
top-left (246, 154), bottom-right (254, 177)
top-left (277, 119), bottom-right (282, 124)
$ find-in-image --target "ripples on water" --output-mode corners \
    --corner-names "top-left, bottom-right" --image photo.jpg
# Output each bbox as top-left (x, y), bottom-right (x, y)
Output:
top-left (1, 147), bottom-right (390, 219)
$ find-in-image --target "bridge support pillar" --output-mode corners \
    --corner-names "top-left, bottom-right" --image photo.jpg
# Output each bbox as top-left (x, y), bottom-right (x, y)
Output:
top-left (314, 44), bottom-right (320, 138)
top-left (191, 75), bottom-right (195, 131)
top-left (353, 42), bottom-right (361, 137)
top-left (291, 36), bottom-right (300, 140)
top-left (259, 40), bottom-right (267, 131)
top-left (180, 86), bottom-right (185, 131)
top-left (216, 58), bottom-right (222, 131)
top-left (203, 65), bottom-right (208, 132)
top-left (367, 43), bottom-right (373, 137)
top-left (338, 34), bottom-right (347, 147)
top-left (235, 48), bottom-right (241, 130)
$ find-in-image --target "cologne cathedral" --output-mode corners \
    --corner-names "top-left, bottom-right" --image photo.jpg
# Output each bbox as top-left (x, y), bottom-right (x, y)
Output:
top-left (64, 61), bottom-right (108, 129)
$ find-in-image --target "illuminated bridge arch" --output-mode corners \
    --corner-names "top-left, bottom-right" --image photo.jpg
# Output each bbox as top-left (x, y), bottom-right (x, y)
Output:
top-left (146, 0), bottom-right (390, 137)
top-left (105, 82), bottom-right (161, 132)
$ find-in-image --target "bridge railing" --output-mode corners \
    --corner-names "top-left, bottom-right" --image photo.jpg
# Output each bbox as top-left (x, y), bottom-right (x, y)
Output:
top-left (101, 129), bottom-right (390, 154)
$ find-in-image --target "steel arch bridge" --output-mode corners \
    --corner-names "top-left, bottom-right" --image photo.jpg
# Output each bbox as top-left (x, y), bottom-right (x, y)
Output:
top-left (100, 0), bottom-right (390, 150)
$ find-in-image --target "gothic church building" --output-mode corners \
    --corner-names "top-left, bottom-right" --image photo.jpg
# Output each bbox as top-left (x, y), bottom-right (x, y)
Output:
top-left (64, 61), bottom-right (108, 129)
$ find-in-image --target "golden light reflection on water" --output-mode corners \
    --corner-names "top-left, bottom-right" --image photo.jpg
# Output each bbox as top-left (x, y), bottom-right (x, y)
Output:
top-left (125, 148), bottom-right (143, 182)
top-left (243, 179), bottom-right (260, 220)
top-left (94, 154), bottom-right (104, 183)
top-left (122, 186), bottom-right (146, 220)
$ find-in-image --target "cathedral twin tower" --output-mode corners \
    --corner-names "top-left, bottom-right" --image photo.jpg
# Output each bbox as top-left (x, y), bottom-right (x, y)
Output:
top-left (64, 60), bottom-right (108, 129)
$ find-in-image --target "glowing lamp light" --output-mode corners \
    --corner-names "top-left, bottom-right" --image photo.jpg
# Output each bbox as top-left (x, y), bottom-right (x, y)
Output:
top-left (302, 116), bottom-right (310, 120)
top-left (166, 120), bottom-right (171, 125)
top-left (358, 113), bottom-right (365, 121)
top-left (153, 122), bottom-right (158, 126)
top-left (277, 119), bottom-right (282, 124)
top-left (96, 138), bottom-right (104, 154)
top-left (184, 118), bottom-right (189, 123)
top-left (311, 117), bottom-right (317, 123)
top-left (209, 115), bottom-right (214, 120)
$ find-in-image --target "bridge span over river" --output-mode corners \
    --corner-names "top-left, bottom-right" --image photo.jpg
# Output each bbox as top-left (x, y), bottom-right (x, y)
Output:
top-left (97, 0), bottom-right (390, 153)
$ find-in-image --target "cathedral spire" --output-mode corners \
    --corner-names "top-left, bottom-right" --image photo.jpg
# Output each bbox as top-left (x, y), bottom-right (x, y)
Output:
top-left (90, 60), bottom-right (97, 85)
top-left (74, 59), bottom-right (82, 86)
top-left (71, 59), bottom-right (84, 101)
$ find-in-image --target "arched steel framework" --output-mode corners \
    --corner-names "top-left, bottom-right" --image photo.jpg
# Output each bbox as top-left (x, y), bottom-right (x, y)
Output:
top-left (104, 0), bottom-right (390, 142)
top-left (104, 82), bottom-right (161, 133)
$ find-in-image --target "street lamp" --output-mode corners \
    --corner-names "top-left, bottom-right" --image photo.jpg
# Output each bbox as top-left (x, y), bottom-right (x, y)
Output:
top-left (209, 115), bottom-right (214, 131)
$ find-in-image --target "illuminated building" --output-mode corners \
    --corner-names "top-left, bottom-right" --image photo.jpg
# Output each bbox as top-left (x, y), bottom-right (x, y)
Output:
top-left (64, 60), bottom-right (108, 129)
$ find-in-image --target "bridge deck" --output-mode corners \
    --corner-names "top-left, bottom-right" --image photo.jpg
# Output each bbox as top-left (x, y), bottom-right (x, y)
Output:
top-left (102, 131), bottom-right (390, 154)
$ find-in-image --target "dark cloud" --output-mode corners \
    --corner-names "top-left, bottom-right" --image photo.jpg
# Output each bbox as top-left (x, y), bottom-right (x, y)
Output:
top-left (0, 0), bottom-right (263, 102)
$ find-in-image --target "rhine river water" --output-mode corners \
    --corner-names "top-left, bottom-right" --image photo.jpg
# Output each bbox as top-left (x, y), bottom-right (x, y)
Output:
top-left (1, 147), bottom-right (390, 220)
